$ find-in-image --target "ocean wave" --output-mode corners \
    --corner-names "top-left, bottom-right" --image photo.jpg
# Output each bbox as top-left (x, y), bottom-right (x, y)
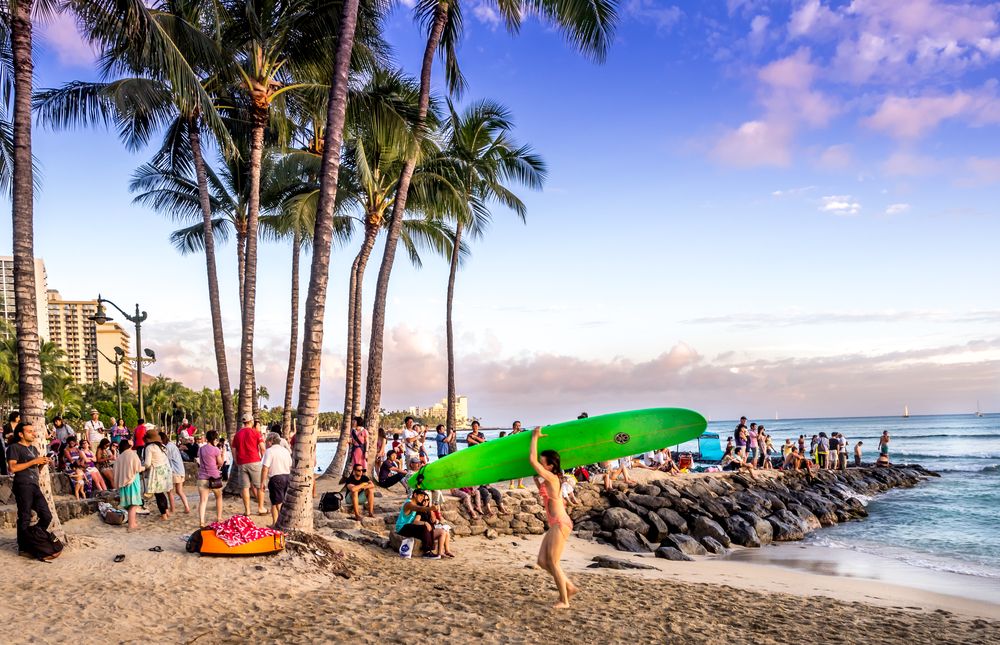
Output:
top-left (808, 537), bottom-right (1000, 580)
top-left (893, 452), bottom-right (1000, 460)
top-left (843, 433), bottom-right (1000, 440)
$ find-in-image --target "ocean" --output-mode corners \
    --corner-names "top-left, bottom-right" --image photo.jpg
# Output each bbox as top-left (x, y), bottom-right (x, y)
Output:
top-left (315, 413), bottom-right (1000, 583)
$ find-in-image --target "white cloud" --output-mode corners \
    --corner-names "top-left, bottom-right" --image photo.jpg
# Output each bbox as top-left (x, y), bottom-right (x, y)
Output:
top-left (864, 86), bottom-right (1000, 139)
top-left (959, 156), bottom-right (1000, 186)
top-left (820, 194), bottom-right (861, 215)
top-left (816, 143), bottom-right (852, 170)
top-left (885, 203), bottom-right (911, 215)
top-left (471, 2), bottom-right (501, 27)
top-left (788, 0), bottom-right (841, 39)
top-left (771, 185), bottom-right (815, 197)
top-left (38, 12), bottom-right (96, 68)
top-left (748, 15), bottom-right (770, 52)
top-left (712, 120), bottom-right (793, 167)
top-left (625, 0), bottom-right (683, 32)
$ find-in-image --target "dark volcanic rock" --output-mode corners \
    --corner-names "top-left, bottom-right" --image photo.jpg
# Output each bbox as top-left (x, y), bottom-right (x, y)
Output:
top-left (601, 507), bottom-right (648, 536)
top-left (655, 546), bottom-right (693, 561)
top-left (606, 491), bottom-right (644, 516)
top-left (630, 494), bottom-right (672, 511)
top-left (723, 515), bottom-right (761, 548)
top-left (634, 484), bottom-right (661, 497)
top-left (663, 534), bottom-right (708, 556)
top-left (700, 536), bottom-right (728, 554)
top-left (655, 508), bottom-right (689, 534)
top-left (576, 520), bottom-right (601, 533)
top-left (767, 510), bottom-right (806, 541)
top-left (655, 482), bottom-right (681, 498)
top-left (644, 510), bottom-right (670, 542)
top-left (690, 515), bottom-right (731, 548)
top-left (588, 555), bottom-right (657, 570)
top-left (786, 503), bottom-right (822, 532)
top-left (700, 496), bottom-right (731, 520)
top-left (739, 511), bottom-right (773, 546)
top-left (613, 529), bottom-right (651, 553)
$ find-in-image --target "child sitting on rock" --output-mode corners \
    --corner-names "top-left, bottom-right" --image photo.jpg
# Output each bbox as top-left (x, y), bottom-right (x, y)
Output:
top-left (560, 474), bottom-right (580, 506)
top-left (70, 462), bottom-right (88, 499)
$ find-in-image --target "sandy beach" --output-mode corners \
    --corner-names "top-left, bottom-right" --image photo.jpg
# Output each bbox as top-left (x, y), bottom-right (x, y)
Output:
top-left (3, 483), bottom-right (999, 645)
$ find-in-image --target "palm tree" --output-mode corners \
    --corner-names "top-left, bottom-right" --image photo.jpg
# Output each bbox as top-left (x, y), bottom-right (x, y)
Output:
top-left (361, 0), bottom-right (619, 437)
top-left (34, 0), bottom-right (238, 442)
top-left (275, 0), bottom-right (391, 531)
top-left (438, 100), bottom-right (545, 431)
top-left (4, 0), bottom-right (66, 541)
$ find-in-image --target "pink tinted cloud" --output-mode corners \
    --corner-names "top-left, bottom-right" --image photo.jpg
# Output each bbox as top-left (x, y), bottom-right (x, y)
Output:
top-left (864, 88), bottom-right (1000, 139)
top-left (39, 13), bottom-right (96, 68)
top-left (711, 120), bottom-right (794, 167)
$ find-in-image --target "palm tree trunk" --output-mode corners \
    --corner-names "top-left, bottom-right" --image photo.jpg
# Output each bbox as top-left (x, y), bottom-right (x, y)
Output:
top-left (236, 225), bottom-right (246, 312)
top-left (188, 119), bottom-right (236, 440)
top-left (327, 224), bottom-right (376, 477)
top-left (10, 1), bottom-right (64, 542)
top-left (281, 230), bottom-right (301, 436)
top-left (362, 3), bottom-right (447, 440)
top-left (276, 0), bottom-right (362, 532)
top-left (238, 122), bottom-right (266, 423)
top-left (445, 219), bottom-right (462, 433)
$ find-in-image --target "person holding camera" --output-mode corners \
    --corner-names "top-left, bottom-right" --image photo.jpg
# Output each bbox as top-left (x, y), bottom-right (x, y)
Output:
top-left (6, 423), bottom-right (54, 553)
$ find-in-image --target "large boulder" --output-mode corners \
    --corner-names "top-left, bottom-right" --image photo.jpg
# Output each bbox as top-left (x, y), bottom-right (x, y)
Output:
top-left (739, 512), bottom-right (773, 546)
top-left (655, 546), bottom-right (692, 561)
top-left (700, 535), bottom-right (728, 555)
top-left (723, 515), bottom-right (761, 548)
top-left (606, 491), bottom-right (644, 517)
top-left (644, 510), bottom-right (670, 542)
top-left (613, 529), bottom-right (651, 553)
top-left (663, 533), bottom-right (708, 556)
top-left (655, 508), bottom-right (689, 534)
top-left (601, 507), bottom-right (648, 536)
top-left (655, 482), bottom-right (681, 498)
top-left (634, 484), bottom-right (661, 497)
top-left (786, 503), bottom-right (822, 532)
top-left (630, 494), bottom-right (672, 511)
top-left (689, 516), bottom-right (731, 548)
top-left (767, 509), bottom-right (806, 541)
top-left (699, 496), bottom-right (731, 520)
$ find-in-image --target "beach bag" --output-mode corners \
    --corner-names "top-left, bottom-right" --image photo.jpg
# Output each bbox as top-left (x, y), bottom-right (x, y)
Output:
top-left (185, 528), bottom-right (203, 554)
top-left (98, 502), bottom-right (126, 526)
top-left (144, 463), bottom-right (172, 495)
top-left (23, 525), bottom-right (63, 561)
top-left (398, 537), bottom-right (415, 559)
top-left (319, 491), bottom-right (342, 512)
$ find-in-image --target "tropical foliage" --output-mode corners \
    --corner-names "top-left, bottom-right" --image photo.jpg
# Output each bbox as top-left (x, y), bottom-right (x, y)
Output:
top-left (9, 0), bottom-right (619, 534)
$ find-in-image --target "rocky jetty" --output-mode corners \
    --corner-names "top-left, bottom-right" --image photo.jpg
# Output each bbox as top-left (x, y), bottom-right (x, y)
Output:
top-left (316, 465), bottom-right (938, 555)
top-left (569, 466), bottom-right (938, 555)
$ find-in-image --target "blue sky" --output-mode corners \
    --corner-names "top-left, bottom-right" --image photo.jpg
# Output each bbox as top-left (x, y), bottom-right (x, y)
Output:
top-left (5, 0), bottom-right (999, 424)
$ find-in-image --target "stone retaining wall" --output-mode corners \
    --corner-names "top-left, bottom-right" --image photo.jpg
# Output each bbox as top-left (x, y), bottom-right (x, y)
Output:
top-left (315, 466), bottom-right (936, 556)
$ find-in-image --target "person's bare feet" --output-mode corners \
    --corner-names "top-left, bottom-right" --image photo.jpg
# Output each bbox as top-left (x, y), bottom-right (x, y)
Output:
top-left (352, 514), bottom-right (362, 521)
top-left (366, 511), bottom-right (375, 518)
top-left (553, 601), bottom-right (570, 609)
top-left (567, 582), bottom-right (579, 599)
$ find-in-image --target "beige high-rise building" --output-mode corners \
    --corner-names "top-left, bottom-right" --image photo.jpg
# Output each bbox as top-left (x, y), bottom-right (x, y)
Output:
top-left (0, 256), bottom-right (50, 341)
top-left (47, 290), bottom-right (133, 386)
top-left (408, 395), bottom-right (471, 427)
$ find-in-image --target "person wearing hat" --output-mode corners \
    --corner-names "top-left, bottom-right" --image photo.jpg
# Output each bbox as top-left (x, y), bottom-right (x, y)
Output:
top-left (141, 428), bottom-right (173, 519)
top-left (232, 415), bottom-right (267, 516)
top-left (84, 408), bottom-right (106, 447)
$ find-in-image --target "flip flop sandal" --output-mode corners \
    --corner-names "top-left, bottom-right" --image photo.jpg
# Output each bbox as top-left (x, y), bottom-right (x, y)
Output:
top-left (113, 554), bottom-right (126, 563)
top-left (148, 546), bottom-right (163, 553)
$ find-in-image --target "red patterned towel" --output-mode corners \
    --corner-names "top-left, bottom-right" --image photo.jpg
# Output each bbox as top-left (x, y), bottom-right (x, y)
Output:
top-left (210, 515), bottom-right (282, 547)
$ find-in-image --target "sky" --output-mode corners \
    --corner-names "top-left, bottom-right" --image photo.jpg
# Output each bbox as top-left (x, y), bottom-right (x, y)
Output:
top-left (4, 0), bottom-right (999, 425)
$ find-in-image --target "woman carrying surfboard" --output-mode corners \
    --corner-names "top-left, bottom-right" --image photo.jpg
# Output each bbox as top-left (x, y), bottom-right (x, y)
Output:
top-left (529, 426), bottom-right (578, 609)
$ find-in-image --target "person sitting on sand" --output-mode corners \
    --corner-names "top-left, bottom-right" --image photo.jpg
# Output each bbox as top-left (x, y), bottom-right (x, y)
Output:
top-left (478, 483), bottom-right (509, 516)
top-left (113, 439), bottom-right (145, 531)
top-left (344, 463), bottom-right (376, 520)
top-left (560, 474), bottom-right (580, 506)
top-left (529, 426), bottom-right (577, 609)
top-left (376, 450), bottom-right (408, 491)
top-left (394, 489), bottom-right (438, 559)
top-left (466, 420), bottom-right (486, 446)
top-left (197, 431), bottom-right (225, 527)
top-left (854, 441), bottom-right (864, 467)
top-left (453, 487), bottom-right (482, 518)
top-left (721, 445), bottom-right (755, 474)
top-left (658, 449), bottom-right (680, 475)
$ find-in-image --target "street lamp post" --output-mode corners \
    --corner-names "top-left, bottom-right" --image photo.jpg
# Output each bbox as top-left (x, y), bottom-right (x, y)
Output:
top-left (89, 295), bottom-right (156, 420)
top-left (89, 346), bottom-right (126, 419)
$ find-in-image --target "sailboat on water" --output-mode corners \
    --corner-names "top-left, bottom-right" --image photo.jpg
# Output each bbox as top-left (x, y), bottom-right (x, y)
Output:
top-left (977, 401), bottom-right (984, 418)
top-left (903, 405), bottom-right (909, 418)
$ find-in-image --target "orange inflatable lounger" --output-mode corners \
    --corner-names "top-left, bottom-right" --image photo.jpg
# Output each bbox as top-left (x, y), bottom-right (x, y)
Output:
top-left (189, 528), bottom-right (285, 557)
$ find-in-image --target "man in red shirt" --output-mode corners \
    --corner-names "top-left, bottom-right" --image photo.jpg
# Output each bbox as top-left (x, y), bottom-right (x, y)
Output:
top-left (232, 415), bottom-right (266, 515)
top-left (133, 418), bottom-right (148, 460)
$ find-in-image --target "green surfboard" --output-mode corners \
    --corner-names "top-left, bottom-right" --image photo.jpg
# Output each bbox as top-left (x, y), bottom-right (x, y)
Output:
top-left (408, 407), bottom-right (707, 491)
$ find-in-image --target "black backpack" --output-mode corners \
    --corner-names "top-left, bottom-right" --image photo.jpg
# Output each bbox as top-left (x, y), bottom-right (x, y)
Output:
top-left (23, 525), bottom-right (63, 562)
top-left (185, 528), bottom-right (204, 553)
top-left (319, 491), bottom-right (342, 512)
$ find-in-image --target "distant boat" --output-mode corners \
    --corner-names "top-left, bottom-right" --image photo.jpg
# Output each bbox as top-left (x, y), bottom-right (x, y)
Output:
top-left (903, 405), bottom-right (909, 418)
top-left (774, 412), bottom-right (779, 421)
top-left (977, 401), bottom-right (983, 418)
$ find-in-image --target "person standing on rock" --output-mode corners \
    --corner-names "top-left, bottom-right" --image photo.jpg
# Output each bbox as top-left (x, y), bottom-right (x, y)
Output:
top-left (529, 425), bottom-right (577, 609)
top-left (854, 440), bottom-right (864, 467)
top-left (734, 417), bottom-right (748, 460)
top-left (878, 431), bottom-right (890, 462)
